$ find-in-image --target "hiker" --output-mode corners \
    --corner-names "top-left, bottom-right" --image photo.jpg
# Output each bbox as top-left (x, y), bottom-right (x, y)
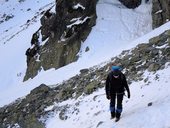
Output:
top-left (105, 65), bottom-right (130, 121)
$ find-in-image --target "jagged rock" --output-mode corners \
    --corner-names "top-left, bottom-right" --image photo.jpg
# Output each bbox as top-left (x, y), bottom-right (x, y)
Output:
top-left (148, 102), bottom-right (153, 106)
top-left (29, 84), bottom-right (50, 95)
top-left (0, 13), bottom-right (14, 24)
top-left (80, 68), bottom-right (89, 74)
top-left (59, 105), bottom-right (69, 120)
top-left (0, 84), bottom-right (56, 128)
top-left (24, 0), bottom-right (98, 81)
top-left (84, 80), bottom-right (98, 94)
top-left (40, 10), bottom-right (55, 41)
top-left (85, 46), bottom-right (90, 52)
top-left (58, 86), bottom-right (74, 101)
top-left (119, 0), bottom-right (142, 9)
top-left (148, 63), bottom-right (160, 72)
top-left (152, 0), bottom-right (170, 28)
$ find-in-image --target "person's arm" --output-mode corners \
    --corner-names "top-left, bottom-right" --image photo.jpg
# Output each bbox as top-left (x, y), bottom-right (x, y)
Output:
top-left (122, 74), bottom-right (130, 98)
top-left (105, 75), bottom-right (110, 99)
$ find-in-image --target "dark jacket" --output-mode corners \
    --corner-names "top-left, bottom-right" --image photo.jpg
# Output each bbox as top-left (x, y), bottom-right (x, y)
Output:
top-left (105, 70), bottom-right (130, 96)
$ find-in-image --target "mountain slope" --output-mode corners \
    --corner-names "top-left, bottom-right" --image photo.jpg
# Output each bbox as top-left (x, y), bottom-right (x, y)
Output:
top-left (46, 67), bottom-right (170, 128)
top-left (0, 0), bottom-right (152, 107)
top-left (0, 0), bottom-right (55, 106)
top-left (44, 25), bottom-right (170, 128)
top-left (1, 27), bottom-right (170, 127)
top-left (1, 0), bottom-right (170, 128)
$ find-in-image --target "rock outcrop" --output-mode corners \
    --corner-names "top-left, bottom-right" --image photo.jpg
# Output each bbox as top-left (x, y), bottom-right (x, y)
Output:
top-left (24, 0), bottom-right (170, 81)
top-left (0, 84), bottom-right (55, 128)
top-left (152, 0), bottom-right (170, 28)
top-left (118, 0), bottom-right (142, 9)
top-left (24, 0), bottom-right (98, 81)
top-left (1, 29), bottom-right (170, 128)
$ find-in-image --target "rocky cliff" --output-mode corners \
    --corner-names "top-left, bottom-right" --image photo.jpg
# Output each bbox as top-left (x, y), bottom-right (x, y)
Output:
top-left (24, 0), bottom-right (170, 81)
top-left (118, 0), bottom-right (170, 29)
top-left (118, 0), bottom-right (142, 9)
top-left (24, 0), bottom-right (98, 81)
top-left (1, 28), bottom-right (170, 128)
top-left (152, 0), bottom-right (170, 28)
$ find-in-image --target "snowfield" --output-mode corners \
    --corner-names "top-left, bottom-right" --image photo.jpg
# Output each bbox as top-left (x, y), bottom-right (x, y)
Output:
top-left (0, 0), bottom-right (170, 127)
top-left (46, 66), bottom-right (170, 128)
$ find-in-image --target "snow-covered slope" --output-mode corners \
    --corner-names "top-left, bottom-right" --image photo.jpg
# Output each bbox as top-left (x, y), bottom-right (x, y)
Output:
top-left (0, 0), bottom-right (152, 107)
top-left (1, 0), bottom-right (170, 127)
top-left (0, 0), bottom-right (55, 105)
top-left (46, 66), bottom-right (170, 128)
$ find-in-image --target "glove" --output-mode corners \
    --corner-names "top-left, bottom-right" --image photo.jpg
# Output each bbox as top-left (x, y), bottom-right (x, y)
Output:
top-left (106, 95), bottom-right (110, 100)
top-left (128, 93), bottom-right (130, 99)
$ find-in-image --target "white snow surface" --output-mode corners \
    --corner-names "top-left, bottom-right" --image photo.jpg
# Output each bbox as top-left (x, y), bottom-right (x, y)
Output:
top-left (46, 66), bottom-right (170, 128)
top-left (0, 0), bottom-right (170, 127)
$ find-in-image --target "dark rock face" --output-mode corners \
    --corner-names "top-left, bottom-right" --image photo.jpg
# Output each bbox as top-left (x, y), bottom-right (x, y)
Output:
top-left (23, 0), bottom-right (170, 81)
top-left (118, 0), bottom-right (142, 9)
top-left (24, 0), bottom-right (98, 81)
top-left (152, 0), bottom-right (170, 28)
top-left (0, 84), bottom-right (56, 128)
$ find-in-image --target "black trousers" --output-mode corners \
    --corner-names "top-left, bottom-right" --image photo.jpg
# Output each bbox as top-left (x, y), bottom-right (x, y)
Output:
top-left (110, 93), bottom-right (124, 114)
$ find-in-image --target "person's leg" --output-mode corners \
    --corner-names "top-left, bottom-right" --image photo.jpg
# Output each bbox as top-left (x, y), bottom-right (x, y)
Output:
top-left (110, 94), bottom-right (116, 118)
top-left (116, 94), bottom-right (124, 119)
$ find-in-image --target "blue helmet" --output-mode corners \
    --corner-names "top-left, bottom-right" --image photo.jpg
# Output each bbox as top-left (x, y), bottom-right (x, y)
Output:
top-left (111, 66), bottom-right (122, 71)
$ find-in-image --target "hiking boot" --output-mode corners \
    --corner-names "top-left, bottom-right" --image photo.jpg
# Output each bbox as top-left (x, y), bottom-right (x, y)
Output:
top-left (115, 117), bottom-right (120, 122)
top-left (110, 112), bottom-right (115, 119)
top-left (115, 112), bottom-right (121, 118)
